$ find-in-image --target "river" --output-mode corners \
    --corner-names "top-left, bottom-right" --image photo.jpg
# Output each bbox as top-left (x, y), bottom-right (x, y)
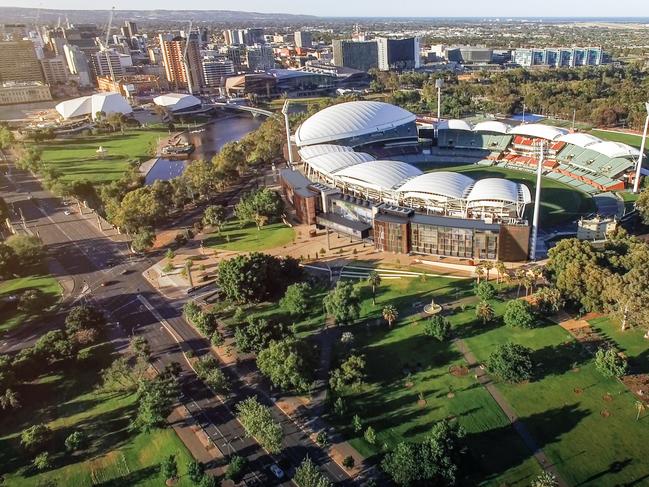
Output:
top-left (145, 113), bottom-right (265, 184)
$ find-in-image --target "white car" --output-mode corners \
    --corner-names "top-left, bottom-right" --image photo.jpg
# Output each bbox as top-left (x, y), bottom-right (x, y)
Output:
top-left (64, 210), bottom-right (71, 216)
top-left (269, 464), bottom-right (285, 479)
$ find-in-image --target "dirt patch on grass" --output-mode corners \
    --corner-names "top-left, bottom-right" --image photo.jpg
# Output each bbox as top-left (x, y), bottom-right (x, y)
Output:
top-left (449, 365), bottom-right (469, 377)
top-left (601, 409), bottom-right (611, 418)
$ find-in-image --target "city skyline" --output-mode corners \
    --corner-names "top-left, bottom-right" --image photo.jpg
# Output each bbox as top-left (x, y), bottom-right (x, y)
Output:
top-left (2, 0), bottom-right (649, 18)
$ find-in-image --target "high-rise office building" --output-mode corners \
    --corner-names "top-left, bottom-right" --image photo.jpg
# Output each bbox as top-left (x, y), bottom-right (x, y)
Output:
top-left (294, 31), bottom-right (313, 49)
top-left (226, 46), bottom-right (244, 69)
top-left (376, 37), bottom-right (420, 71)
top-left (513, 47), bottom-right (604, 68)
top-left (202, 57), bottom-right (234, 87)
top-left (63, 44), bottom-right (92, 86)
top-left (0, 40), bottom-right (45, 83)
top-left (40, 56), bottom-right (70, 85)
top-left (332, 40), bottom-right (378, 72)
top-left (246, 45), bottom-right (275, 71)
top-left (91, 49), bottom-right (125, 79)
top-left (159, 34), bottom-right (204, 92)
top-left (246, 28), bottom-right (265, 46)
top-left (124, 21), bottom-right (138, 38)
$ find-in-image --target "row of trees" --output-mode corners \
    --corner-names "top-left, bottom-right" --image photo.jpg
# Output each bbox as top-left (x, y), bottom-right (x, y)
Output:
top-left (0, 234), bottom-right (45, 279)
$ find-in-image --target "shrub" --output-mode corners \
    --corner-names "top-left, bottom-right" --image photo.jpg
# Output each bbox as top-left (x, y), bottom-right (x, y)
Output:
top-left (474, 281), bottom-right (496, 301)
top-left (225, 455), bottom-right (247, 481)
top-left (65, 431), bottom-right (88, 452)
top-left (424, 315), bottom-right (451, 341)
top-left (503, 299), bottom-right (536, 328)
top-left (342, 455), bottom-right (355, 469)
top-left (33, 452), bottom-right (51, 471)
top-left (594, 347), bottom-right (628, 378)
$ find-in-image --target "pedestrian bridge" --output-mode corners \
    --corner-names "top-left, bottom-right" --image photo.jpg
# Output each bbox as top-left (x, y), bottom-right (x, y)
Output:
top-left (210, 103), bottom-right (273, 118)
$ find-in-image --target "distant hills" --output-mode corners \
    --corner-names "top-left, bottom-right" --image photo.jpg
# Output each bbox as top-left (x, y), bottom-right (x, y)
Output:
top-left (0, 7), bottom-right (318, 25)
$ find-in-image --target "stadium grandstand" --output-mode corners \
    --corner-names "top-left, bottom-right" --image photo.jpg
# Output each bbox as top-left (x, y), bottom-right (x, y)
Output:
top-left (435, 121), bottom-right (641, 193)
top-left (282, 100), bottom-right (534, 261)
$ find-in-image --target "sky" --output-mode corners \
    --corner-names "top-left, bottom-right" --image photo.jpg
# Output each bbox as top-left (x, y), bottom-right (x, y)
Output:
top-left (1, 0), bottom-right (649, 17)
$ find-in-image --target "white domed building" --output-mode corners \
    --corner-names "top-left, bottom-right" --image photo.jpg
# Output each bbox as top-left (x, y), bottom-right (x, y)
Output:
top-left (153, 93), bottom-right (202, 113)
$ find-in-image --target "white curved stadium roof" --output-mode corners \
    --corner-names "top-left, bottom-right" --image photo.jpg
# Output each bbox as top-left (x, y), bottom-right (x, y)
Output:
top-left (334, 160), bottom-right (422, 192)
top-left (294, 101), bottom-right (416, 147)
top-left (306, 152), bottom-right (375, 176)
top-left (56, 93), bottom-right (132, 120)
top-left (298, 144), bottom-right (353, 160)
top-left (587, 141), bottom-right (640, 159)
top-left (557, 132), bottom-right (602, 148)
top-left (510, 123), bottom-right (567, 141)
top-left (473, 121), bottom-right (511, 134)
top-left (397, 171), bottom-right (475, 201)
top-left (467, 178), bottom-right (532, 205)
top-left (153, 93), bottom-right (201, 112)
top-left (438, 119), bottom-right (473, 131)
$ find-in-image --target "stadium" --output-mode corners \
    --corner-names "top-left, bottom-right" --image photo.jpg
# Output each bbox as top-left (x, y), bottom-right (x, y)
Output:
top-left (280, 100), bottom-right (642, 262)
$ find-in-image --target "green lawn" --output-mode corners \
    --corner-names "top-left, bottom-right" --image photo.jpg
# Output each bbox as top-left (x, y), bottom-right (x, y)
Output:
top-left (39, 129), bottom-right (168, 185)
top-left (326, 275), bottom-right (542, 486)
top-left (588, 316), bottom-right (649, 366)
top-left (590, 129), bottom-right (645, 149)
top-left (0, 275), bottom-right (61, 334)
top-left (426, 165), bottom-right (595, 226)
top-left (0, 345), bottom-right (195, 487)
top-left (462, 305), bottom-right (649, 486)
top-left (204, 220), bottom-right (295, 252)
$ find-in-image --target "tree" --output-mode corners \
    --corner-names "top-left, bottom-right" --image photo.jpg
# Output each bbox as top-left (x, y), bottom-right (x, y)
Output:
top-left (202, 205), bottom-right (227, 234)
top-left (112, 186), bottom-right (167, 234)
top-left (329, 354), bottom-right (365, 393)
top-left (34, 330), bottom-right (74, 363)
top-left (636, 188), bottom-right (649, 225)
top-left (100, 356), bottom-right (148, 393)
top-left (503, 299), bottom-right (536, 329)
top-left (161, 454), bottom-right (178, 482)
top-left (294, 455), bottom-right (332, 487)
top-left (531, 472), bottom-right (559, 487)
top-left (486, 342), bottom-right (534, 383)
top-left (0, 243), bottom-right (17, 278)
top-left (424, 315), bottom-right (451, 341)
top-left (194, 355), bottom-right (229, 393)
top-left (323, 281), bottom-right (361, 324)
top-left (5, 234), bottom-right (44, 272)
top-left (534, 287), bottom-right (563, 316)
top-left (494, 261), bottom-right (508, 284)
top-left (33, 451), bottom-right (51, 471)
top-left (187, 460), bottom-right (205, 484)
top-left (18, 289), bottom-right (49, 313)
top-left (364, 426), bottom-right (376, 445)
top-left (225, 455), bottom-right (247, 482)
top-left (342, 456), bottom-right (355, 469)
top-left (367, 271), bottom-right (382, 305)
top-left (475, 281), bottom-right (496, 301)
top-left (280, 282), bottom-right (310, 316)
top-left (130, 336), bottom-right (151, 361)
top-left (235, 396), bottom-right (283, 453)
top-left (65, 431), bottom-right (88, 452)
top-left (65, 304), bottom-right (105, 334)
top-left (235, 188), bottom-right (284, 230)
top-left (352, 414), bottom-right (363, 433)
top-left (218, 253), bottom-right (301, 303)
top-left (131, 374), bottom-right (178, 433)
top-left (20, 423), bottom-right (52, 452)
top-left (257, 338), bottom-right (311, 393)
top-left (0, 388), bottom-right (20, 410)
top-left (382, 304), bottom-right (398, 329)
top-left (131, 227), bottom-right (156, 253)
top-left (381, 420), bottom-right (465, 486)
top-left (594, 347), bottom-right (628, 378)
top-left (234, 317), bottom-right (289, 354)
top-left (475, 301), bottom-right (495, 324)
top-left (0, 126), bottom-right (15, 150)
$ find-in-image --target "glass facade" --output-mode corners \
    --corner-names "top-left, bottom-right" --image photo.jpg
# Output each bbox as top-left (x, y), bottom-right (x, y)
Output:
top-left (410, 223), bottom-right (498, 259)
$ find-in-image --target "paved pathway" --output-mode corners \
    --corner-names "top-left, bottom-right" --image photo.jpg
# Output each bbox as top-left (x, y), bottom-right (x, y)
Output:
top-left (454, 338), bottom-right (568, 487)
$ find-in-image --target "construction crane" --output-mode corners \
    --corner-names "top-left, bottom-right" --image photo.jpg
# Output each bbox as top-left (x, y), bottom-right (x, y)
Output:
top-left (103, 7), bottom-right (116, 81)
top-left (182, 20), bottom-right (194, 95)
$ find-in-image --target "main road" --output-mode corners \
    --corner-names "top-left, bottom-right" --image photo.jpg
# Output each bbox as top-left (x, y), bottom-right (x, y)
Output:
top-left (0, 160), bottom-right (351, 486)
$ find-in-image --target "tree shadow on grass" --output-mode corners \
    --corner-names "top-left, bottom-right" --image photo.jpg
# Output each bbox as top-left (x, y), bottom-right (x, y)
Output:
top-left (532, 341), bottom-right (591, 380)
top-left (462, 403), bottom-right (589, 485)
top-left (94, 465), bottom-right (159, 487)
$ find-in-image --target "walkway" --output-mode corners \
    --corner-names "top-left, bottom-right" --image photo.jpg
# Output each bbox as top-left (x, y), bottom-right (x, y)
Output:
top-left (454, 338), bottom-right (568, 487)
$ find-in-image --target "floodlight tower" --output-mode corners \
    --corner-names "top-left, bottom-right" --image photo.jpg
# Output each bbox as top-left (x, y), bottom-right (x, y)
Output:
top-left (435, 78), bottom-right (444, 138)
top-left (281, 99), bottom-right (293, 168)
top-left (529, 140), bottom-right (545, 261)
top-left (632, 102), bottom-right (649, 194)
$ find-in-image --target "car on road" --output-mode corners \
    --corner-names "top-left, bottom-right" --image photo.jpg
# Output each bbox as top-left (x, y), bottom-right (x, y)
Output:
top-left (269, 464), bottom-right (285, 480)
top-left (120, 269), bottom-right (131, 275)
top-left (64, 210), bottom-right (71, 215)
top-left (100, 280), bottom-right (118, 287)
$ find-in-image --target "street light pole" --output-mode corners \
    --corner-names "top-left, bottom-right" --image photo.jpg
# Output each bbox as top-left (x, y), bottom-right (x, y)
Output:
top-left (530, 141), bottom-right (545, 261)
top-left (281, 99), bottom-right (293, 168)
top-left (435, 78), bottom-right (444, 139)
top-left (632, 102), bottom-right (649, 194)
